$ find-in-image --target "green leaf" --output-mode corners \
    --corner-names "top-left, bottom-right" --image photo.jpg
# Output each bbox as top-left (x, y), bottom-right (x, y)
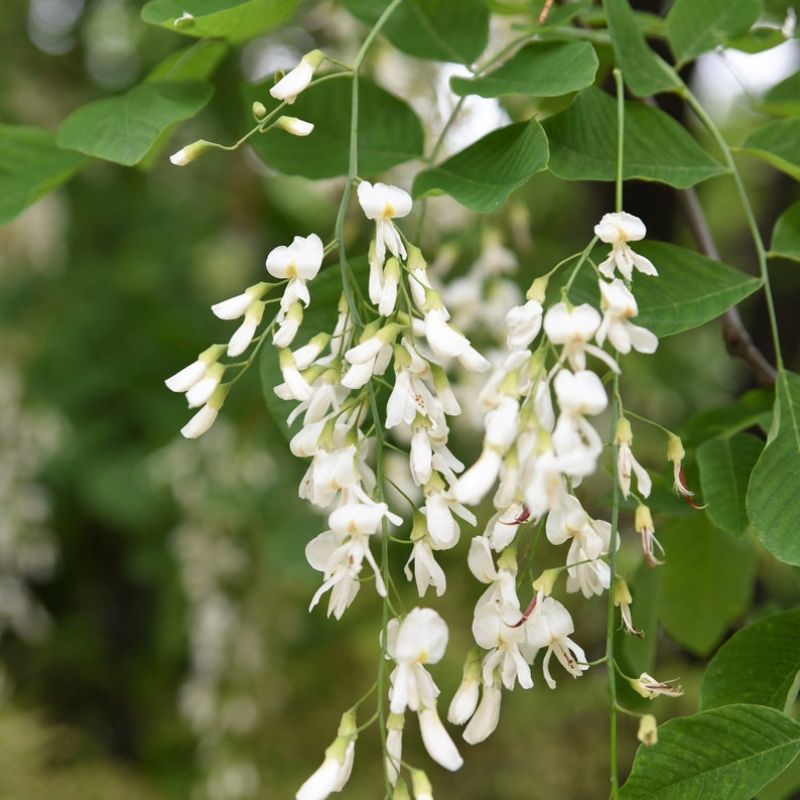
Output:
top-left (604, 0), bottom-right (679, 96)
top-left (450, 41), bottom-right (598, 98)
top-left (260, 259), bottom-right (369, 442)
top-left (57, 81), bottom-right (213, 166)
top-left (567, 241), bottom-right (761, 338)
top-left (696, 433), bottom-right (764, 537)
top-left (620, 704), bottom-right (800, 800)
top-left (771, 200), bottom-right (800, 262)
top-left (742, 118), bottom-right (800, 181)
top-left (0, 125), bottom-right (86, 225)
top-left (666, 0), bottom-right (763, 65)
top-left (658, 515), bottom-right (754, 655)
top-left (763, 71), bottom-right (800, 117)
top-left (141, 0), bottom-right (299, 42)
top-left (244, 77), bottom-right (424, 179)
top-left (543, 87), bottom-right (726, 189)
top-left (147, 40), bottom-right (229, 82)
top-left (411, 120), bottom-right (549, 213)
top-left (726, 26), bottom-right (787, 55)
top-left (701, 610), bottom-right (800, 712)
top-left (340, 0), bottom-right (489, 64)
top-left (747, 370), bottom-right (800, 566)
top-left (681, 388), bottom-right (774, 449)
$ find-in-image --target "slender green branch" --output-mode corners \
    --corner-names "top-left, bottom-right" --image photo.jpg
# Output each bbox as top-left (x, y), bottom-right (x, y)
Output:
top-left (680, 84), bottom-right (784, 371)
top-left (614, 69), bottom-right (624, 214)
top-left (563, 236), bottom-right (599, 297)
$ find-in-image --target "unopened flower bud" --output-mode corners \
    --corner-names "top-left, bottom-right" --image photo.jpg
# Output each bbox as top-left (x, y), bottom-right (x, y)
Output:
top-left (386, 712), bottom-right (404, 786)
top-left (448, 650), bottom-right (481, 725)
top-left (393, 779), bottom-right (411, 800)
top-left (277, 115), bottom-right (315, 136)
top-left (637, 714), bottom-right (658, 746)
top-left (406, 244), bottom-right (427, 271)
top-left (615, 417), bottom-right (633, 446)
top-left (173, 11), bottom-right (194, 27)
top-left (411, 769), bottom-right (433, 800)
top-left (666, 433), bottom-right (685, 464)
top-left (169, 139), bottom-right (213, 166)
top-left (635, 504), bottom-right (654, 535)
top-left (252, 101), bottom-right (267, 119)
top-left (526, 275), bottom-right (549, 303)
top-left (532, 568), bottom-right (559, 597)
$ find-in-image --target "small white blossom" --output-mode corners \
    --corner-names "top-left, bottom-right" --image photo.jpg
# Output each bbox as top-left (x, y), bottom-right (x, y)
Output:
top-left (270, 50), bottom-right (324, 104)
top-left (266, 233), bottom-right (324, 308)
top-left (525, 597), bottom-right (588, 689)
top-left (544, 302), bottom-right (619, 373)
top-left (594, 212), bottom-right (657, 282)
top-left (596, 279), bottom-right (658, 355)
top-left (505, 299), bottom-right (543, 350)
top-left (357, 181), bottom-right (412, 266)
top-left (462, 683), bottom-right (502, 745)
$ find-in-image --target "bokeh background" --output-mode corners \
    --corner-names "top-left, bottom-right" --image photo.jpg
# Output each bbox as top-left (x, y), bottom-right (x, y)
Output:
top-left (1, 0), bottom-right (800, 798)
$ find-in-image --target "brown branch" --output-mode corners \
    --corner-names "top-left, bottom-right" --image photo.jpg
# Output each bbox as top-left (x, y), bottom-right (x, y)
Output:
top-left (539, 0), bottom-right (556, 25)
top-left (679, 188), bottom-right (777, 387)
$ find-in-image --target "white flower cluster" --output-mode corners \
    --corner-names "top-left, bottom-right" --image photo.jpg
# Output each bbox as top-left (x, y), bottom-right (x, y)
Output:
top-left (443, 212), bottom-right (664, 744)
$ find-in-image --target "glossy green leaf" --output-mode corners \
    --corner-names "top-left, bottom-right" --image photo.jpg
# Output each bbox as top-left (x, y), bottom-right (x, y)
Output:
top-left (697, 433), bottom-right (763, 537)
top-left (620, 704), bottom-right (800, 800)
top-left (147, 40), bottom-right (229, 82)
top-left (141, 0), bottom-right (298, 42)
top-left (747, 370), bottom-right (800, 566)
top-left (567, 241), bottom-right (761, 338)
top-left (412, 120), bottom-right (549, 213)
top-left (763, 71), bottom-right (800, 116)
top-left (742, 118), bottom-right (800, 181)
top-left (658, 515), bottom-right (754, 655)
top-left (666, 0), bottom-right (763, 65)
top-left (340, 0), bottom-right (489, 64)
top-left (450, 41), bottom-right (598, 98)
top-left (543, 87), bottom-right (725, 188)
top-left (604, 0), bottom-right (679, 96)
top-left (57, 81), bottom-right (213, 166)
top-left (701, 610), bottom-right (800, 712)
top-left (771, 201), bottom-right (800, 262)
top-left (244, 77), bottom-right (423, 179)
top-left (0, 125), bottom-right (86, 225)
top-left (260, 259), bottom-right (369, 442)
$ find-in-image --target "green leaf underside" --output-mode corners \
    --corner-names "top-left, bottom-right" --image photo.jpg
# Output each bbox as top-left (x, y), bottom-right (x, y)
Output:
top-left (412, 120), bottom-right (549, 213)
top-left (340, 0), bottom-right (489, 64)
top-left (605, 0), bottom-right (679, 97)
top-left (658, 515), bottom-right (754, 656)
top-left (0, 125), bottom-right (86, 225)
top-left (763, 71), bottom-right (800, 117)
top-left (566, 240), bottom-right (760, 338)
top-left (244, 77), bottom-right (424, 179)
top-left (543, 87), bottom-right (725, 189)
top-left (697, 433), bottom-right (763, 537)
top-left (57, 81), bottom-right (213, 166)
top-left (701, 610), bottom-right (800, 712)
top-left (771, 200), bottom-right (800, 262)
top-left (260, 259), bottom-right (370, 441)
top-left (742, 118), bottom-right (800, 181)
top-left (747, 370), bottom-right (800, 566)
top-left (620, 704), bottom-right (800, 800)
top-left (666, 0), bottom-right (763, 65)
top-left (450, 41), bottom-right (598, 98)
top-left (141, 0), bottom-right (299, 42)
top-left (147, 40), bottom-right (229, 82)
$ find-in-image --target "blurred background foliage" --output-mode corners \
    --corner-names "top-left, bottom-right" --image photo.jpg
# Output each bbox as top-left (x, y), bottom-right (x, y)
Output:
top-left (1, 0), bottom-right (800, 798)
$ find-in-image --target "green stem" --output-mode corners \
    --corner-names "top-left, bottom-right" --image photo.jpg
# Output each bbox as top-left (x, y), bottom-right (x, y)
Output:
top-left (681, 85), bottom-right (784, 370)
top-left (614, 68), bottom-right (624, 214)
top-left (563, 236), bottom-right (598, 297)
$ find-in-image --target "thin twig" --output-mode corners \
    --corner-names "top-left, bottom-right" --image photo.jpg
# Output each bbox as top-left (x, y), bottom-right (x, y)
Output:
top-left (678, 188), bottom-right (777, 387)
top-left (539, 0), bottom-right (556, 25)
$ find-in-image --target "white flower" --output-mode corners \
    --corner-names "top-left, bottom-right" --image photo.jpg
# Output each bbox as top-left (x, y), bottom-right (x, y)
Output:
top-left (615, 418), bottom-right (652, 500)
top-left (483, 502), bottom-right (528, 551)
top-left (523, 448), bottom-right (569, 518)
top-left (387, 608), bottom-right (447, 712)
top-left (180, 386), bottom-right (227, 439)
top-left (472, 602), bottom-right (532, 691)
top-left (273, 301), bottom-right (304, 348)
top-left (424, 489), bottom-right (474, 549)
top-left (594, 212), bottom-right (657, 281)
top-left (505, 300), bottom-right (543, 350)
top-left (635, 504), bottom-right (664, 568)
top-left (357, 181), bottom-right (412, 266)
top-left (302, 445), bottom-right (361, 508)
top-left (525, 597), bottom-right (588, 689)
top-left (468, 537), bottom-right (519, 612)
top-left (418, 706), bottom-right (463, 772)
top-left (596, 279), bottom-right (658, 355)
top-left (296, 733), bottom-right (354, 800)
top-left (211, 282), bottom-right (269, 320)
top-left (266, 233), bottom-right (324, 308)
top-left (386, 713), bottom-right (404, 786)
top-left (227, 301), bottom-right (266, 357)
top-left (544, 302), bottom-right (619, 373)
top-left (630, 672), bottom-right (683, 699)
top-left (423, 308), bottom-right (490, 372)
top-left (462, 683), bottom-right (502, 745)
top-left (447, 653), bottom-right (481, 725)
top-left (271, 49), bottom-right (323, 104)
top-left (405, 535), bottom-right (446, 598)
top-left (410, 424), bottom-right (433, 486)
top-left (276, 115), bottom-right (315, 136)
top-left (379, 257), bottom-right (401, 316)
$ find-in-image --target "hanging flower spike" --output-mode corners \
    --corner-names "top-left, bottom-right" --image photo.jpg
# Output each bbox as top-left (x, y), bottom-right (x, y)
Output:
top-left (357, 181), bottom-right (413, 269)
top-left (271, 49), bottom-right (324, 104)
top-left (614, 417), bottom-right (652, 500)
top-left (594, 212), bottom-right (658, 282)
top-left (596, 279), bottom-right (658, 355)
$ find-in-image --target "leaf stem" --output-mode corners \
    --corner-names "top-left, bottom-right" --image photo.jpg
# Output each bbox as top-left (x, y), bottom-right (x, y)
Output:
top-left (680, 84), bottom-right (784, 371)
